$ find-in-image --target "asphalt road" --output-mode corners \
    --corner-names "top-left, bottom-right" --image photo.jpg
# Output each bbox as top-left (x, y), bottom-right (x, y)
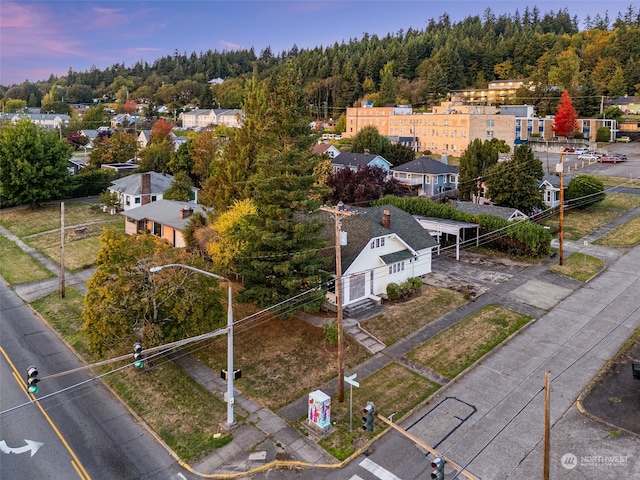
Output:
top-left (0, 279), bottom-right (195, 480)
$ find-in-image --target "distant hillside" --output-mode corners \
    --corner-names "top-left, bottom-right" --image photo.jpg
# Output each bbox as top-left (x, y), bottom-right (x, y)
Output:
top-left (2, 6), bottom-right (639, 118)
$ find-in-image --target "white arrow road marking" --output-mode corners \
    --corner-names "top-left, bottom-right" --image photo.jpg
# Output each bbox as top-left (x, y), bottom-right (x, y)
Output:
top-left (0, 439), bottom-right (44, 457)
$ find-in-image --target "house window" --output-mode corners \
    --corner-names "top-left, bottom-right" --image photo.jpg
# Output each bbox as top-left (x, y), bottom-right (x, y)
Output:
top-left (125, 196), bottom-right (130, 206)
top-left (134, 197), bottom-right (141, 204)
top-left (153, 222), bottom-right (161, 236)
top-left (371, 237), bottom-right (385, 249)
top-left (151, 195), bottom-right (157, 202)
top-left (388, 261), bottom-right (405, 274)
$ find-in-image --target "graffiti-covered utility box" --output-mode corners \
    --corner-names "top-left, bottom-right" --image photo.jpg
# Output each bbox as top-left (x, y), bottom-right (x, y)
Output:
top-left (308, 390), bottom-right (331, 434)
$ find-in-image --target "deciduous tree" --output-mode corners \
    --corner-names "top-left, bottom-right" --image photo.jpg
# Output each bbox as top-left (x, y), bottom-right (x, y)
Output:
top-left (0, 118), bottom-right (72, 208)
top-left (83, 229), bottom-right (225, 356)
top-left (552, 90), bottom-right (578, 137)
top-left (566, 175), bottom-right (605, 208)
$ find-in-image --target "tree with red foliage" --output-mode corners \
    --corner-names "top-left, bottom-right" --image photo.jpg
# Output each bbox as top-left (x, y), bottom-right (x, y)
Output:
top-left (149, 119), bottom-right (174, 145)
top-left (123, 99), bottom-right (137, 114)
top-left (326, 165), bottom-right (405, 205)
top-left (552, 90), bottom-right (578, 137)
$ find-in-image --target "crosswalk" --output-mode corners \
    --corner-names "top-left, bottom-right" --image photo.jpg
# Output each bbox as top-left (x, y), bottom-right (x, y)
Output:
top-left (350, 457), bottom-right (403, 480)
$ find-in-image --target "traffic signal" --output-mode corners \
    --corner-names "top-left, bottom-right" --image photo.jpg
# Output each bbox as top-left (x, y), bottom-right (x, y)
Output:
top-left (430, 456), bottom-right (445, 480)
top-left (361, 401), bottom-right (375, 431)
top-left (27, 366), bottom-right (39, 394)
top-left (133, 342), bottom-right (144, 368)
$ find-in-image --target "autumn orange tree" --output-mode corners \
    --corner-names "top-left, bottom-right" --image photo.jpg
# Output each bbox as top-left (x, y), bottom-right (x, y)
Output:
top-left (552, 90), bottom-right (578, 137)
top-left (83, 228), bottom-right (226, 356)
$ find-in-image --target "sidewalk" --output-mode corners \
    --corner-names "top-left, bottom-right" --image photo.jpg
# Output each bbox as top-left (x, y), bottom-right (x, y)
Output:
top-left (2, 207), bottom-right (638, 478)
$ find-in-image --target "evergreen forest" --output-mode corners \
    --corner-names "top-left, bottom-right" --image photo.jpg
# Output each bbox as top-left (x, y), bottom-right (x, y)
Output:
top-left (2, 6), bottom-right (640, 118)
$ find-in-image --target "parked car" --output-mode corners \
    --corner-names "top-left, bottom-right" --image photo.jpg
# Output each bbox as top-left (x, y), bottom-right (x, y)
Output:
top-left (610, 153), bottom-right (628, 161)
top-left (578, 153), bottom-right (600, 161)
top-left (562, 147), bottom-right (575, 153)
top-left (574, 148), bottom-right (589, 155)
top-left (618, 136), bottom-right (631, 143)
top-left (598, 156), bottom-right (624, 163)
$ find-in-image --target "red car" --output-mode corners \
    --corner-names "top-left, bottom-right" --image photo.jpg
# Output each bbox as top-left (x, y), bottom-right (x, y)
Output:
top-left (562, 147), bottom-right (575, 153)
top-left (598, 156), bottom-right (623, 163)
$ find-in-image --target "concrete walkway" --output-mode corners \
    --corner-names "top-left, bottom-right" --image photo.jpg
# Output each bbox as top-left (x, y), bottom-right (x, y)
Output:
top-left (2, 205), bottom-right (639, 477)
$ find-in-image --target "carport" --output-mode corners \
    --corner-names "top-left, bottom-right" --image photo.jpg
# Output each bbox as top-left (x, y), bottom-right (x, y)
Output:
top-left (413, 216), bottom-right (479, 260)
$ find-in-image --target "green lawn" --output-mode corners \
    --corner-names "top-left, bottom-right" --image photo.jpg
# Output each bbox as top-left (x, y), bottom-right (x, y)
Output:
top-left (0, 235), bottom-right (54, 284)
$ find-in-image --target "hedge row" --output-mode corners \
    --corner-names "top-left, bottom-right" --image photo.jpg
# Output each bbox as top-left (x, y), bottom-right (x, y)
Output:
top-left (373, 195), bottom-right (551, 258)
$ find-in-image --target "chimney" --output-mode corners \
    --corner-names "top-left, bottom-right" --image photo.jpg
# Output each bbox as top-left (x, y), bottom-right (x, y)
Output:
top-left (140, 172), bottom-right (151, 194)
top-left (180, 206), bottom-right (193, 219)
top-left (441, 154), bottom-right (448, 165)
top-left (382, 209), bottom-right (391, 229)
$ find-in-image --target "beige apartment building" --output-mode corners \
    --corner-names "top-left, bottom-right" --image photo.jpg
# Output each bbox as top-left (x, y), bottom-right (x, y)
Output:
top-left (345, 103), bottom-right (515, 155)
top-left (449, 79), bottom-right (528, 104)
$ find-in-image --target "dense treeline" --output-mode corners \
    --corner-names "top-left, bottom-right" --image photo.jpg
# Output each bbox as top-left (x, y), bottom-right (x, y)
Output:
top-left (2, 6), bottom-right (640, 117)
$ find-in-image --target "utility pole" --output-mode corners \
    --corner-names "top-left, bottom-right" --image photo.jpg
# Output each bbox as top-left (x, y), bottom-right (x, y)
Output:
top-left (320, 203), bottom-right (354, 402)
top-left (60, 202), bottom-right (65, 298)
top-left (557, 154), bottom-right (564, 266)
top-left (543, 371), bottom-right (551, 480)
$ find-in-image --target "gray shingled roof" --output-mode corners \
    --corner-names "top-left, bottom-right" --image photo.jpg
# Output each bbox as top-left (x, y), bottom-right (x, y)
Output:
top-left (320, 204), bottom-right (438, 272)
top-left (540, 173), bottom-right (576, 188)
top-left (120, 200), bottom-right (206, 231)
top-left (332, 152), bottom-right (390, 168)
top-left (110, 172), bottom-right (174, 195)
top-left (455, 202), bottom-right (527, 220)
top-left (391, 156), bottom-right (459, 175)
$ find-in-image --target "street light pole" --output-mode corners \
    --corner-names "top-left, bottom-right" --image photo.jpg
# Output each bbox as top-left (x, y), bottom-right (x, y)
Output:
top-left (149, 263), bottom-right (235, 426)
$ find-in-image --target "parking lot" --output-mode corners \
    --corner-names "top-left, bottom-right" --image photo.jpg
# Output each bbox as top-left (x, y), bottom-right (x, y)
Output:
top-left (535, 142), bottom-right (639, 179)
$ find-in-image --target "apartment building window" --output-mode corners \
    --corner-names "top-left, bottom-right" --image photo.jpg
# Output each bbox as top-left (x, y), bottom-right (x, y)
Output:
top-left (461, 131), bottom-right (467, 138)
top-left (487, 119), bottom-right (495, 127)
top-left (444, 120), bottom-right (450, 126)
top-left (452, 130), bottom-right (457, 137)
top-left (486, 131), bottom-right (494, 138)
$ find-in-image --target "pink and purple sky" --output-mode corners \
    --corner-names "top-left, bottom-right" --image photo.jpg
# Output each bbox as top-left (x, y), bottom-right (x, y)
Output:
top-left (0, 0), bottom-right (634, 87)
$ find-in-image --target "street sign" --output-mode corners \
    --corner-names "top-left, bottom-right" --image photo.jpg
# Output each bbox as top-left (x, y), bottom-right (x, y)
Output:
top-left (344, 373), bottom-right (359, 387)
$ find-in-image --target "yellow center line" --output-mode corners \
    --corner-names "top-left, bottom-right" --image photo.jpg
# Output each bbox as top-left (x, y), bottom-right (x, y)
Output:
top-left (1, 346), bottom-right (92, 480)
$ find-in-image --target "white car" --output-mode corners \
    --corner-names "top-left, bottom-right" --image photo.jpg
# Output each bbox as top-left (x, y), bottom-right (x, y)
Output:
top-left (574, 148), bottom-right (589, 155)
top-left (578, 153), bottom-right (600, 161)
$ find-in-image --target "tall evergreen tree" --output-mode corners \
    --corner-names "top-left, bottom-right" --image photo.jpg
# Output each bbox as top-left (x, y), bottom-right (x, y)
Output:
top-left (486, 145), bottom-right (544, 215)
top-left (458, 139), bottom-right (499, 202)
top-left (232, 65), bottom-right (329, 312)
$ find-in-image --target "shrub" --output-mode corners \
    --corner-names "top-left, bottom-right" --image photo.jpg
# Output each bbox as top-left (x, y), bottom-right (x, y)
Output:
top-left (323, 321), bottom-right (339, 345)
top-left (596, 127), bottom-right (611, 142)
top-left (387, 283), bottom-right (400, 301)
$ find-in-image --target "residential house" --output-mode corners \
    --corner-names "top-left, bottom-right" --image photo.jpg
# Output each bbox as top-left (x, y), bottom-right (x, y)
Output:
top-left (331, 152), bottom-right (391, 174)
top-left (180, 108), bottom-right (243, 129)
top-left (68, 157), bottom-right (89, 175)
top-left (454, 201), bottom-right (528, 221)
top-left (110, 113), bottom-right (142, 128)
top-left (80, 129), bottom-right (101, 149)
top-left (2, 112), bottom-right (70, 129)
top-left (390, 156), bottom-right (459, 199)
top-left (121, 200), bottom-right (206, 248)
top-left (312, 142), bottom-right (341, 159)
top-left (539, 173), bottom-right (575, 209)
top-left (138, 129), bottom-right (189, 152)
top-left (322, 204), bottom-right (438, 312)
top-left (108, 171), bottom-right (188, 210)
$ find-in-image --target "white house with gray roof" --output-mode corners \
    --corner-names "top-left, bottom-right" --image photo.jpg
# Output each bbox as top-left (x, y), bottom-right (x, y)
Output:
top-left (109, 171), bottom-right (198, 211)
top-left (321, 204), bottom-right (438, 312)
